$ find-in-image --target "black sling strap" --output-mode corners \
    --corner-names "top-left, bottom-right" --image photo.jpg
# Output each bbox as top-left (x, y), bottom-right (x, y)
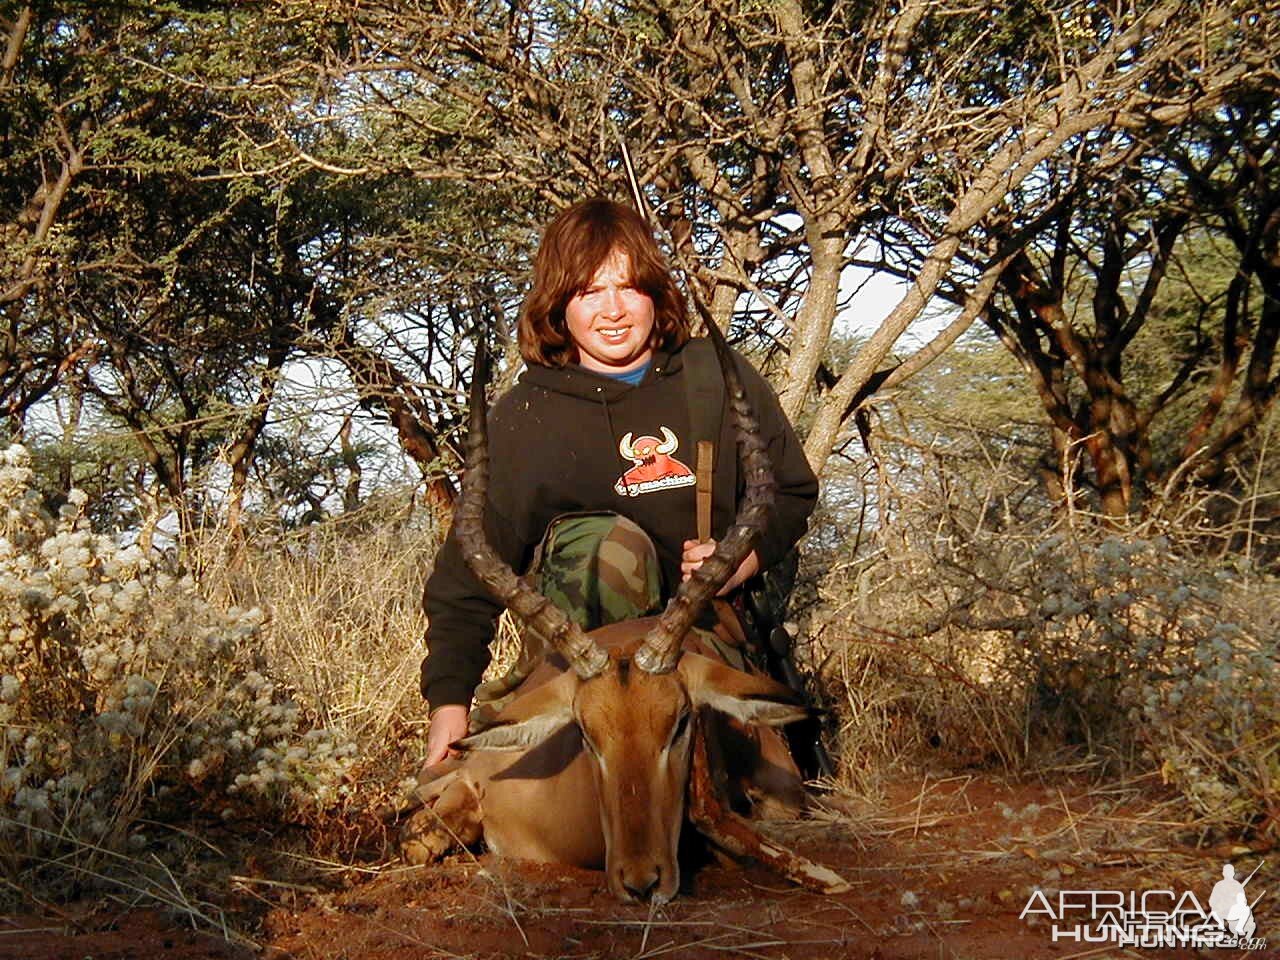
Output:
top-left (682, 335), bottom-right (728, 481)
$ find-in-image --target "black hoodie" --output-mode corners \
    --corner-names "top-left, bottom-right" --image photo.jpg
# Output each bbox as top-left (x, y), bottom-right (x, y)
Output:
top-left (419, 338), bottom-right (819, 709)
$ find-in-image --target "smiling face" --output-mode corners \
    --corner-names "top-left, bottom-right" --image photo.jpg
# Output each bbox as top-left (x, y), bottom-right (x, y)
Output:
top-left (564, 250), bottom-right (656, 375)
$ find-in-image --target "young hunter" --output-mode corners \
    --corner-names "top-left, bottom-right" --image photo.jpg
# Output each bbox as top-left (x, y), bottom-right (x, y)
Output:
top-left (419, 198), bottom-right (818, 779)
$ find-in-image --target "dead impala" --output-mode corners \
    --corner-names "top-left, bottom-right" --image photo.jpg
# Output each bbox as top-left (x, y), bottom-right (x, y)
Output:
top-left (401, 323), bottom-right (848, 903)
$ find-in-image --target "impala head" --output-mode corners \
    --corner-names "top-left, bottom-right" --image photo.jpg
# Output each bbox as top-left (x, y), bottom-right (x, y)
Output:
top-left (457, 318), bottom-right (793, 902)
top-left (458, 632), bottom-right (807, 901)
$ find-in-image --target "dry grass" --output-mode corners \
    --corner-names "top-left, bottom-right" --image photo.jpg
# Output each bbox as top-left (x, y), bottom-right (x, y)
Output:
top-left (796, 401), bottom-right (1280, 845)
top-left (201, 504), bottom-right (440, 748)
top-left (196, 498), bottom-right (526, 771)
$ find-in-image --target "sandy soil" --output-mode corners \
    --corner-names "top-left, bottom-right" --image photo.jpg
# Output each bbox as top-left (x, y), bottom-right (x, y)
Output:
top-left (4, 775), bottom-right (1276, 960)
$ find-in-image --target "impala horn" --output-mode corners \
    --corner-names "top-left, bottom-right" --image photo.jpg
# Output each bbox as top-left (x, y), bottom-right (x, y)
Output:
top-left (634, 315), bottom-right (776, 674)
top-left (454, 336), bottom-right (609, 679)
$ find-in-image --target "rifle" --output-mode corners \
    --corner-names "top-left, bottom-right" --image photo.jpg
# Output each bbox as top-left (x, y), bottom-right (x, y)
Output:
top-left (623, 128), bottom-right (835, 785)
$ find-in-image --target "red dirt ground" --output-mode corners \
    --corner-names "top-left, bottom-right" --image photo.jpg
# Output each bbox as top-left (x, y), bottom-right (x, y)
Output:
top-left (4, 774), bottom-right (1276, 960)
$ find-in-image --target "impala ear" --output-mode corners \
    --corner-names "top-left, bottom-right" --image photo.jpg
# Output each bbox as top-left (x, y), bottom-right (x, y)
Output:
top-left (678, 652), bottom-right (811, 727)
top-left (455, 671), bottom-right (578, 752)
top-left (457, 707), bottom-right (574, 752)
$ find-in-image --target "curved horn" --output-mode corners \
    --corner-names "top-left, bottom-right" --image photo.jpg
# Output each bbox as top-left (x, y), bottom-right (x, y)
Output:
top-left (618, 431), bottom-right (636, 461)
top-left (634, 318), bottom-right (776, 674)
top-left (655, 426), bottom-right (678, 455)
top-left (455, 336), bottom-right (609, 680)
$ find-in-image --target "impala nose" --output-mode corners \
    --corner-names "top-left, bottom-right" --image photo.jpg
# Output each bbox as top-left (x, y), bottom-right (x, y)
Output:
top-left (621, 866), bottom-right (662, 902)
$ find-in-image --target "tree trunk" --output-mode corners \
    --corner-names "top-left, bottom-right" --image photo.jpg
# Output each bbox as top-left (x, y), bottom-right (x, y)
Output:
top-left (224, 345), bottom-right (287, 558)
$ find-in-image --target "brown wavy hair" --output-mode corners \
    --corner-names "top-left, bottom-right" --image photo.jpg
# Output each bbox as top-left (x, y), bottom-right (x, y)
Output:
top-left (519, 198), bottom-right (690, 368)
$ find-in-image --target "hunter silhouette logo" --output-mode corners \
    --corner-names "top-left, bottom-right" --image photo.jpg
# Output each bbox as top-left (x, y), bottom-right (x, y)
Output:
top-left (614, 427), bottom-right (696, 498)
top-left (1209, 861), bottom-right (1263, 939)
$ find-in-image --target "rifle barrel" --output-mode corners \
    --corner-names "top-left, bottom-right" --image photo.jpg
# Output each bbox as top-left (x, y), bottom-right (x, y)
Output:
top-left (1241, 860), bottom-right (1265, 886)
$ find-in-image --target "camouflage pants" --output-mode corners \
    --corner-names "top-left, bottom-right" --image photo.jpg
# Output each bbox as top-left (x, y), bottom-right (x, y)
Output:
top-left (472, 512), bottom-right (744, 723)
top-left (534, 511), bottom-right (664, 631)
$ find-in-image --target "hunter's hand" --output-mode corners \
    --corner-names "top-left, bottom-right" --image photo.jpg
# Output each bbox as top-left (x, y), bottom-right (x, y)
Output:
top-left (681, 540), bottom-right (760, 596)
top-left (424, 703), bottom-right (469, 767)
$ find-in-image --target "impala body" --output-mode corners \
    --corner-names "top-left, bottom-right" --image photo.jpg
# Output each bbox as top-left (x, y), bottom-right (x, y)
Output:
top-left (405, 624), bottom-right (816, 902)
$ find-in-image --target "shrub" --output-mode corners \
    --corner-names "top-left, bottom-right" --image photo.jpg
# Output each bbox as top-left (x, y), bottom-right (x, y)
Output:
top-left (0, 444), bottom-right (359, 881)
top-left (806, 432), bottom-right (1279, 839)
top-left (1024, 533), bottom-right (1279, 836)
top-left (194, 491), bottom-right (447, 816)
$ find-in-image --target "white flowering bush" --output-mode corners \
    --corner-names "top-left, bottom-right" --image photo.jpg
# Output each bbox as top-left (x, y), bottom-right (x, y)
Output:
top-left (0, 444), bottom-right (359, 868)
